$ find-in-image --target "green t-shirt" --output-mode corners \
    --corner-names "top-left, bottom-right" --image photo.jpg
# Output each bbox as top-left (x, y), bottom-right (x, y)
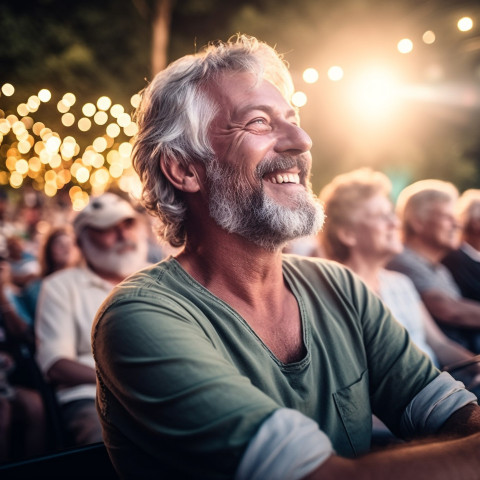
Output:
top-left (92, 255), bottom-right (438, 479)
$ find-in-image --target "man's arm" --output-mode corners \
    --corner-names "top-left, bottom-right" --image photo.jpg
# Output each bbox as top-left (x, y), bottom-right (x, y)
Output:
top-left (305, 404), bottom-right (480, 480)
top-left (422, 290), bottom-right (480, 329)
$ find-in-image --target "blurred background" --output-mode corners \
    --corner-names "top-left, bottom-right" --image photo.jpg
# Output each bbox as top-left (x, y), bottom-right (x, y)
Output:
top-left (2, 0), bottom-right (480, 210)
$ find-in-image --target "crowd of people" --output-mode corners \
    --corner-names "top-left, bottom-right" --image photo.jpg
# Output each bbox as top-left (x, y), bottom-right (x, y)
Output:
top-left (0, 189), bottom-right (164, 461)
top-left (1, 34), bottom-right (480, 478)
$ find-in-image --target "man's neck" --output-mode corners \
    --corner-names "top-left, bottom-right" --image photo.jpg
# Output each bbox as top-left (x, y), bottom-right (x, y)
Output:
top-left (404, 237), bottom-right (447, 264)
top-left (178, 232), bottom-right (285, 306)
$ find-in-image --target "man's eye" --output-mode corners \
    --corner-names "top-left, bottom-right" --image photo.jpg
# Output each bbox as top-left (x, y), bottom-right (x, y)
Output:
top-left (248, 118), bottom-right (267, 126)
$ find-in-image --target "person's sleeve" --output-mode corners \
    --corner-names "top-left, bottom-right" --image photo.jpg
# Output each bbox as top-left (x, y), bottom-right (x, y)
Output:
top-left (93, 295), bottom-right (281, 479)
top-left (35, 276), bottom-right (76, 373)
top-left (387, 255), bottom-right (435, 293)
top-left (235, 408), bottom-right (334, 480)
top-left (400, 371), bottom-right (478, 437)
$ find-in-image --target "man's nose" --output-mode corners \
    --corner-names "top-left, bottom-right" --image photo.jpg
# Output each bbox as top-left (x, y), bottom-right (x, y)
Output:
top-left (274, 122), bottom-right (312, 154)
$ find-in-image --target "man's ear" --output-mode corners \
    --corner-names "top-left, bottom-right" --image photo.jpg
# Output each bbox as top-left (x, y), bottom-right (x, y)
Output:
top-left (336, 226), bottom-right (357, 247)
top-left (160, 157), bottom-right (202, 193)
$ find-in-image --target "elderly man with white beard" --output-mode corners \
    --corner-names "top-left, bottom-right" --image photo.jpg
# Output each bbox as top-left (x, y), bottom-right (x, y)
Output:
top-left (35, 192), bottom-right (148, 447)
top-left (93, 36), bottom-right (480, 480)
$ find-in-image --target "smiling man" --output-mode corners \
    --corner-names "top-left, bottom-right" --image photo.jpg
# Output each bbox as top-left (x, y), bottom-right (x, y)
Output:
top-left (92, 36), bottom-right (480, 479)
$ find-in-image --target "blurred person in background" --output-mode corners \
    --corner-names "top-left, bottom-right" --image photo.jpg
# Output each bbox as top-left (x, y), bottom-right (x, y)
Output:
top-left (387, 180), bottom-right (480, 353)
top-left (21, 225), bottom-right (81, 323)
top-left (0, 243), bottom-right (46, 462)
top-left (6, 235), bottom-right (40, 289)
top-left (35, 192), bottom-right (149, 446)
top-left (442, 189), bottom-right (480, 302)
top-left (319, 168), bottom-right (480, 395)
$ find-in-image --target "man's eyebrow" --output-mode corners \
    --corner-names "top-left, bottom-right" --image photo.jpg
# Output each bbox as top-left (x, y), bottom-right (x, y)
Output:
top-left (232, 103), bottom-right (297, 119)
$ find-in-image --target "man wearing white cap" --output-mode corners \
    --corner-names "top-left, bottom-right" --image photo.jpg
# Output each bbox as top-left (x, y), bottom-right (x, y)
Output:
top-left (35, 192), bottom-right (148, 446)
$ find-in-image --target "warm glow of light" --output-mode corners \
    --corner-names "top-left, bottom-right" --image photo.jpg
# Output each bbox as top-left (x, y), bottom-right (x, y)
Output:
top-left (27, 96), bottom-right (41, 111)
top-left (82, 103), bottom-right (96, 117)
top-left (45, 137), bottom-right (61, 154)
top-left (0, 119), bottom-right (10, 134)
top-left (75, 166), bottom-right (90, 183)
top-left (91, 167), bottom-right (110, 187)
top-left (110, 104), bottom-right (124, 118)
top-left (130, 94), bottom-right (141, 108)
top-left (97, 96), bottom-right (112, 111)
top-left (15, 159), bottom-right (29, 175)
top-left (92, 137), bottom-right (108, 153)
top-left (17, 141), bottom-right (31, 154)
top-left (29, 157), bottom-right (41, 172)
top-left (63, 93), bottom-right (76, 107)
top-left (328, 66), bottom-right (344, 82)
top-left (91, 153), bottom-right (105, 169)
top-left (458, 17), bottom-right (473, 32)
top-left (21, 117), bottom-right (34, 129)
top-left (349, 66), bottom-right (401, 122)
top-left (32, 122), bottom-right (45, 135)
top-left (62, 113), bottom-right (75, 127)
top-left (397, 38), bottom-right (413, 54)
top-left (1, 84), bottom-right (15, 96)
top-left (303, 68), bottom-right (319, 84)
top-left (117, 113), bottom-right (131, 127)
top-left (44, 182), bottom-right (57, 197)
top-left (119, 142), bottom-right (133, 157)
top-left (423, 30), bottom-right (436, 44)
top-left (10, 172), bottom-right (23, 188)
top-left (109, 163), bottom-right (123, 178)
top-left (17, 104), bottom-right (29, 117)
top-left (38, 89), bottom-right (52, 102)
top-left (94, 111), bottom-right (108, 125)
top-left (78, 117), bottom-right (92, 131)
top-left (292, 91), bottom-right (307, 107)
top-left (106, 123), bottom-right (120, 138)
top-left (57, 100), bottom-right (70, 113)
top-left (124, 122), bottom-right (138, 136)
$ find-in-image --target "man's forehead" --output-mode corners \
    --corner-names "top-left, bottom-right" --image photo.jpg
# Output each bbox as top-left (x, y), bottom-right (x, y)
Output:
top-left (208, 72), bottom-right (295, 119)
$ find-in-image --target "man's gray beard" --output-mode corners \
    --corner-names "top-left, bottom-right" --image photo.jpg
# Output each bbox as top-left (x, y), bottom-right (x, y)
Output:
top-left (206, 156), bottom-right (325, 251)
top-left (80, 232), bottom-right (148, 279)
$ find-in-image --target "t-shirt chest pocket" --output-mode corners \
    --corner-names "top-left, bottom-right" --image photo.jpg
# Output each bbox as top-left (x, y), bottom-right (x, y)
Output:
top-left (333, 369), bottom-right (372, 456)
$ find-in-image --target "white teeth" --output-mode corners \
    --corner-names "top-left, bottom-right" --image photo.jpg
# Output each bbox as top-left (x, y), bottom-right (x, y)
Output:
top-left (267, 173), bottom-right (300, 184)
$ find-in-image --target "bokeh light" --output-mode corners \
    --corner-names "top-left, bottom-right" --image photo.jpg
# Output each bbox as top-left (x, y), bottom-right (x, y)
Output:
top-left (303, 68), bottom-right (319, 84)
top-left (422, 30), bottom-right (436, 45)
top-left (292, 91), bottom-right (307, 107)
top-left (457, 17), bottom-right (473, 32)
top-left (1, 84), bottom-right (15, 96)
top-left (328, 66), bottom-right (344, 82)
top-left (397, 38), bottom-right (413, 54)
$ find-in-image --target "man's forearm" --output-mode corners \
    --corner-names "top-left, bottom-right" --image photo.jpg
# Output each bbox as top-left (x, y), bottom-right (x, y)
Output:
top-left (305, 431), bottom-right (480, 480)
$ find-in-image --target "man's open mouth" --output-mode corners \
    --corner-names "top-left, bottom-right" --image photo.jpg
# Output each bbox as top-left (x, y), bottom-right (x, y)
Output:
top-left (264, 171), bottom-right (300, 184)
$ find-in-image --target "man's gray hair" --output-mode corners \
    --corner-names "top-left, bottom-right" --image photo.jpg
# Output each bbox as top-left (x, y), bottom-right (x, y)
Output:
top-left (133, 34), bottom-right (295, 247)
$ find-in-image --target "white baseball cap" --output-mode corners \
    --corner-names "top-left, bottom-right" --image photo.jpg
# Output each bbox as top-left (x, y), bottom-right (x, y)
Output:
top-left (73, 192), bottom-right (137, 236)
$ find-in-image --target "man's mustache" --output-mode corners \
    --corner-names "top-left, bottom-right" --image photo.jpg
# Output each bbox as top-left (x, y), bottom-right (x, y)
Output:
top-left (255, 154), bottom-right (310, 181)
